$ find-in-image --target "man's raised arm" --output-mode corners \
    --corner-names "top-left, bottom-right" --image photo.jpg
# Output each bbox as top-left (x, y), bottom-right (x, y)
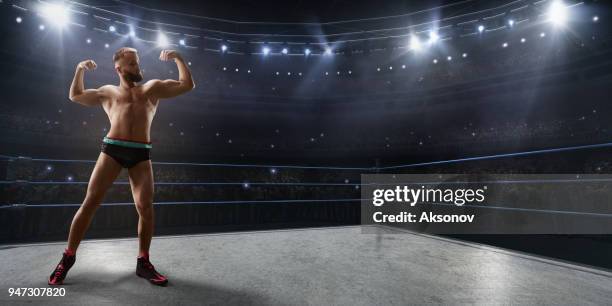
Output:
top-left (149, 50), bottom-right (195, 99)
top-left (69, 60), bottom-right (105, 107)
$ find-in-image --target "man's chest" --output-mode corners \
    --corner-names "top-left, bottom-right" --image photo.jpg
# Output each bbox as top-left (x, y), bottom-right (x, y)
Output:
top-left (110, 88), bottom-right (158, 110)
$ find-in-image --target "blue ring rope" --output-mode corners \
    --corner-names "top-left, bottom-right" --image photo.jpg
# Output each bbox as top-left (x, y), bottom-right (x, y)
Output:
top-left (380, 142), bottom-right (612, 170)
top-left (2, 178), bottom-right (612, 186)
top-left (2, 141), bottom-right (612, 170)
top-left (1, 198), bottom-right (362, 208)
top-left (2, 199), bottom-right (611, 218)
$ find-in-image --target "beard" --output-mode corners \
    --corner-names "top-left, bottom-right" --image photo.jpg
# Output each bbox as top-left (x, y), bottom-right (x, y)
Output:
top-left (124, 71), bottom-right (143, 83)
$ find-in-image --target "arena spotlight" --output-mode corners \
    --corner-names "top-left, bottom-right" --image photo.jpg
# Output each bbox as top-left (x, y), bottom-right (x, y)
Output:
top-left (521, 37), bottom-right (526, 43)
top-left (462, 53), bottom-right (468, 58)
top-left (324, 47), bottom-right (333, 55)
top-left (508, 19), bottom-right (515, 27)
top-left (281, 47), bottom-right (288, 54)
top-left (86, 38), bottom-right (91, 44)
top-left (502, 42), bottom-right (508, 48)
top-left (179, 39), bottom-right (186, 46)
top-left (433, 59), bottom-right (438, 64)
top-left (548, 0), bottom-right (568, 26)
top-left (104, 43), bottom-right (109, 48)
top-left (39, 24), bottom-right (45, 31)
top-left (540, 32), bottom-right (547, 38)
top-left (157, 32), bottom-right (169, 47)
top-left (447, 56), bottom-right (452, 61)
top-left (478, 25), bottom-right (485, 33)
top-left (16, 17), bottom-right (22, 23)
top-left (129, 28), bottom-right (136, 37)
top-left (428, 31), bottom-right (439, 44)
top-left (39, 3), bottom-right (70, 28)
top-left (304, 48), bottom-right (311, 55)
top-left (270, 168), bottom-right (277, 174)
top-left (221, 44), bottom-right (228, 52)
top-left (409, 35), bottom-right (422, 51)
top-left (109, 25), bottom-right (116, 32)
top-left (262, 46), bottom-right (271, 55)
top-left (593, 16), bottom-right (599, 22)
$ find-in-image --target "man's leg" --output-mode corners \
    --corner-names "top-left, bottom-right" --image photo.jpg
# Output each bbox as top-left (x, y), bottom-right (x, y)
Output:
top-left (128, 160), bottom-right (155, 257)
top-left (129, 160), bottom-right (168, 286)
top-left (49, 152), bottom-right (122, 285)
top-left (67, 152), bottom-right (122, 252)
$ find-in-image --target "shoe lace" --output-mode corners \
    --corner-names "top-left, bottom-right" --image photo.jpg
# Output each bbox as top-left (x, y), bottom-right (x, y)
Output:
top-left (142, 259), bottom-right (155, 270)
top-left (54, 264), bottom-right (65, 279)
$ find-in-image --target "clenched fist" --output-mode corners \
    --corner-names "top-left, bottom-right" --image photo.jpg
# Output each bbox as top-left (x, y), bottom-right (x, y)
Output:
top-left (77, 60), bottom-right (97, 71)
top-left (159, 50), bottom-right (181, 61)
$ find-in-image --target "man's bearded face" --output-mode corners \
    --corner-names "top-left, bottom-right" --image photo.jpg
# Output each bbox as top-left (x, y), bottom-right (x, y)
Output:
top-left (117, 53), bottom-right (143, 83)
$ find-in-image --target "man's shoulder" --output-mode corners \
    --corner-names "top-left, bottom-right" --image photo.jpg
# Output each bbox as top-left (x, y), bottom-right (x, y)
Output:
top-left (99, 84), bottom-right (118, 91)
top-left (143, 79), bottom-right (163, 86)
top-left (141, 79), bottom-right (162, 91)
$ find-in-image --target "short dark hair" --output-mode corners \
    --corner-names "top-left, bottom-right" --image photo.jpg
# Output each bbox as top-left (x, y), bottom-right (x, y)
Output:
top-left (113, 47), bottom-right (137, 65)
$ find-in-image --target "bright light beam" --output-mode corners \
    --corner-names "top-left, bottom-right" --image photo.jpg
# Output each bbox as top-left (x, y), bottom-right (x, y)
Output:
top-left (39, 3), bottom-right (70, 28)
top-left (548, 0), bottom-right (568, 27)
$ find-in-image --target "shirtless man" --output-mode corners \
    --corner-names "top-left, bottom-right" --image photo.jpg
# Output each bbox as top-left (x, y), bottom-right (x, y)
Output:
top-left (48, 47), bottom-right (195, 286)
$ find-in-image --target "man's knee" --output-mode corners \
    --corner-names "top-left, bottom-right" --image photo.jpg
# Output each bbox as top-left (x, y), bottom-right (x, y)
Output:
top-left (83, 189), bottom-right (106, 210)
top-left (135, 200), bottom-right (154, 217)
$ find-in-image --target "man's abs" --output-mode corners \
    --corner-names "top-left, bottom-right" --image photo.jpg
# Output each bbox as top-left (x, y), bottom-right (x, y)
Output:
top-left (104, 103), bottom-right (156, 143)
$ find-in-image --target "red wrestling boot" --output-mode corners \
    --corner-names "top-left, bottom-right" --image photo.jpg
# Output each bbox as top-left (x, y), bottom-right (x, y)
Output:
top-left (136, 254), bottom-right (168, 286)
top-left (48, 249), bottom-right (76, 285)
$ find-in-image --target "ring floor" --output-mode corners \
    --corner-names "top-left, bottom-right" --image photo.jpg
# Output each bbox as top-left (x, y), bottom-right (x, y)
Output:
top-left (1, 225), bottom-right (611, 305)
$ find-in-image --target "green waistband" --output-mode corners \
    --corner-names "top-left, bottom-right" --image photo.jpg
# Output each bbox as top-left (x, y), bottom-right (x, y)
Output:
top-left (103, 137), bottom-right (152, 149)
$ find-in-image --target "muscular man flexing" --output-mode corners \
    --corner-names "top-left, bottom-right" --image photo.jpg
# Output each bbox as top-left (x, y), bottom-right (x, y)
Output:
top-left (48, 47), bottom-right (195, 286)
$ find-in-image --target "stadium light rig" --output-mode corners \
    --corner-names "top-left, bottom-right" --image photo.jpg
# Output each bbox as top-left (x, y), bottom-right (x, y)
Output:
top-left (38, 3), bottom-right (70, 28)
top-left (428, 31), bottom-right (439, 44)
top-left (157, 32), bottom-right (169, 47)
top-left (409, 35), bottom-right (422, 51)
top-left (548, 0), bottom-right (568, 27)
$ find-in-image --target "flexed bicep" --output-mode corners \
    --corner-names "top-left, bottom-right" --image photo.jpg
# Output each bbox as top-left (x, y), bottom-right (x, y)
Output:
top-left (148, 79), bottom-right (193, 99)
top-left (150, 50), bottom-right (195, 100)
top-left (70, 88), bottom-right (105, 106)
top-left (69, 60), bottom-right (106, 107)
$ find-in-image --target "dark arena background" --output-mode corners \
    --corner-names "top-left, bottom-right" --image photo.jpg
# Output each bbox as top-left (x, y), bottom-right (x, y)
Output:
top-left (1, 0), bottom-right (612, 304)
